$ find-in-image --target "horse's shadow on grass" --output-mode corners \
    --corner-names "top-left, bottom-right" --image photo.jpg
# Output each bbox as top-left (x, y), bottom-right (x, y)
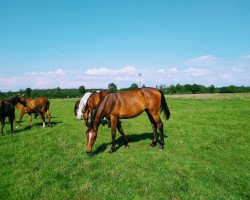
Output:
top-left (91, 132), bottom-right (158, 156)
top-left (0, 121), bottom-right (63, 135)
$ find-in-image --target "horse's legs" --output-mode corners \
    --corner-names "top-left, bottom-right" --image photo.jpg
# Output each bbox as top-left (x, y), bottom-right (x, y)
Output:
top-left (46, 110), bottom-right (51, 126)
top-left (109, 116), bottom-right (118, 153)
top-left (28, 113), bottom-right (33, 126)
top-left (145, 110), bottom-right (158, 147)
top-left (117, 120), bottom-right (129, 148)
top-left (151, 112), bottom-right (164, 150)
top-left (9, 116), bottom-right (14, 133)
top-left (38, 111), bottom-right (46, 127)
top-left (1, 117), bottom-right (5, 134)
top-left (16, 108), bottom-right (25, 128)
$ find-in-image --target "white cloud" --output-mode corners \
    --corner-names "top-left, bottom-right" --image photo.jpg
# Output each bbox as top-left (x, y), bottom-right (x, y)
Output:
top-left (187, 55), bottom-right (220, 65)
top-left (232, 68), bottom-right (245, 72)
top-left (85, 66), bottom-right (136, 76)
top-left (221, 73), bottom-right (233, 81)
top-left (1, 57), bottom-right (249, 92)
top-left (23, 68), bottom-right (65, 77)
top-left (241, 54), bottom-right (250, 59)
top-left (185, 67), bottom-right (210, 77)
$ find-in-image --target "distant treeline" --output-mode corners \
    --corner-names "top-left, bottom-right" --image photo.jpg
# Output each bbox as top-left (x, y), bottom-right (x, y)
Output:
top-left (159, 84), bottom-right (250, 94)
top-left (0, 84), bottom-right (249, 99)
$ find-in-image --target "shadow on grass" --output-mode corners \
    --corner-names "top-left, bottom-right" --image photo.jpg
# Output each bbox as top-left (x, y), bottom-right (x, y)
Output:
top-left (90, 132), bottom-right (157, 156)
top-left (1, 121), bottom-right (63, 136)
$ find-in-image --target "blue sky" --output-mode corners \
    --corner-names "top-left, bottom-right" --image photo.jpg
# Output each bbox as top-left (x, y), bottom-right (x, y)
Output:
top-left (0, 0), bottom-right (250, 91)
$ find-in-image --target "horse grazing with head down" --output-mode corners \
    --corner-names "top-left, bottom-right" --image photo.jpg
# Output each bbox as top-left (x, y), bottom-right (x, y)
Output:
top-left (15, 95), bottom-right (51, 128)
top-left (74, 100), bottom-right (80, 116)
top-left (83, 89), bottom-right (111, 126)
top-left (76, 92), bottom-right (92, 120)
top-left (86, 87), bottom-right (170, 153)
top-left (0, 95), bottom-right (26, 134)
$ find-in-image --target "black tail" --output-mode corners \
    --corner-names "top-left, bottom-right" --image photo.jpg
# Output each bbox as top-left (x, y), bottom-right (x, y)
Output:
top-left (159, 90), bottom-right (170, 120)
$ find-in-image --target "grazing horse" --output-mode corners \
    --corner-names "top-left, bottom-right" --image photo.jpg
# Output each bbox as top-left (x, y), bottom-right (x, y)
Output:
top-left (15, 101), bottom-right (38, 128)
top-left (16, 96), bottom-right (51, 128)
top-left (76, 92), bottom-right (92, 120)
top-left (74, 100), bottom-right (80, 116)
top-left (0, 96), bottom-right (26, 134)
top-left (83, 89), bottom-right (111, 126)
top-left (86, 88), bottom-right (170, 153)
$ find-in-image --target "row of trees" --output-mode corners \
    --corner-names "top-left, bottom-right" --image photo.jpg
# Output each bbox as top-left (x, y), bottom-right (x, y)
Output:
top-left (0, 83), bottom-right (249, 99)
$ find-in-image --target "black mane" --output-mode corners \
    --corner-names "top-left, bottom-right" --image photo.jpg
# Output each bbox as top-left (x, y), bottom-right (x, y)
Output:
top-left (87, 91), bottom-right (114, 132)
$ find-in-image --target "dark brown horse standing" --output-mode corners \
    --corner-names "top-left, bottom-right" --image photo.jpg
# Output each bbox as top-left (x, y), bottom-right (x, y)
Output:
top-left (16, 96), bottom-right (51, 127)
top-left (0, 96), bottom-right (26, 134)
top-left (86, 88), bottom-right (170, 153)
top-left (74, 100), bottom-right (80, 116)
top-left (83, 89), bottom-right (110, 126)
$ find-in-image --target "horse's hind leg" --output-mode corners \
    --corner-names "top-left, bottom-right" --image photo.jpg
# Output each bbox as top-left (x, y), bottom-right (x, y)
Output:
top-left (117, 120), bottom-right (129, 148)
top-left (46, 111), bottom-right (51, 126)
top-left (9, 117), bottom-right (14, 134)
top-left (145, 110), bottom-right (158, 147)
top-left (151, 112), bottom-right (164, 150)
top-left (38, 111), bottom-right (46, 128)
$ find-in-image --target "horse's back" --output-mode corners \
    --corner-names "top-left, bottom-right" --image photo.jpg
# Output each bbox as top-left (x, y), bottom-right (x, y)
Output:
top-left (109, 88), bottom-right (161, 118)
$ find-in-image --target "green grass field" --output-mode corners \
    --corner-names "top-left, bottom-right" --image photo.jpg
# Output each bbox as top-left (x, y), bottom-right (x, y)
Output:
top-left (0, 93), bottom-right (249, 199)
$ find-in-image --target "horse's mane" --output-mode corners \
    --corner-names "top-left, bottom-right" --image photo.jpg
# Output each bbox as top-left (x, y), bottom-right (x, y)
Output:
top-left (87, 91), bottom-right (114, 131)
top-left (84, 91), bottom-right (97, 113)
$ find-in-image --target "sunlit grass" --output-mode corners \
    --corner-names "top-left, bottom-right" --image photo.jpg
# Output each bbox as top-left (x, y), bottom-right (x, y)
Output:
top-left (0, 94), bottom-right (249, 199)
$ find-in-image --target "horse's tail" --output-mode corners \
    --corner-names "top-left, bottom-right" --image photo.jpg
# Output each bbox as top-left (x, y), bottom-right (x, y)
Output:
top-left (159, 90), bottom-right (170, 120)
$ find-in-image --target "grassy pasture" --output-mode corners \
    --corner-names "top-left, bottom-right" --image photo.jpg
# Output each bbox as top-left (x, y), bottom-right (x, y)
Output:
top-left (0, 93), bottom-right (249, 199)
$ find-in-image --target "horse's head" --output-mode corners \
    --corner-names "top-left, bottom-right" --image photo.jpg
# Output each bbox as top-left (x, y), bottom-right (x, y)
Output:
top-left (86, 129), bottom-right (97, 153)
top-left (11, 94), bottom-right (27, 106)
top-left (17, 94), bottom-right (27, 106)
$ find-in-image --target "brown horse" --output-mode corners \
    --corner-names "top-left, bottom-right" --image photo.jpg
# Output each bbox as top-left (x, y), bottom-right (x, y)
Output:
top-left (15, 102), bottom-right (38, 128)
top-left (83, 89), bottom-right (110, 126)
top-left (74, 100), bottom-right (80, 116)
top-left (16, 96), bottom-right (51, 127)
top-left (86, 88), bottom-right (170, 153)
top-left (0, 95), bottom-right (26, 134)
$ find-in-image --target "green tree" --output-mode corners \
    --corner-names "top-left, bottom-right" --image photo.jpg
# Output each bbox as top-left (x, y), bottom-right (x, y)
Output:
top-left (108, 83), bottom-right (117, 91)
top-left (130, 83), bottom-right (138, 90)
top-left (78, 86), bottom-right (86, 94)
top-left (25, 88), bottom-right (32, 97)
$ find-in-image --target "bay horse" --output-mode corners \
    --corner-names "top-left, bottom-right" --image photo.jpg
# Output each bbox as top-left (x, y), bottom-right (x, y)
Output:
top-left (76, 92), bottom-right (92, 120)
top-left (86, 87), bottom-right (170, 153)
top-left (83, 89), bottom-right (111, 126)
top-left (15, 95), bottom-right (51, 128)
top-left (15, 102), bottom-right (38, 128)
top-left (0, 95), bottom-right (26, 134)
top-left (74, 100), bottom-right (80, 116)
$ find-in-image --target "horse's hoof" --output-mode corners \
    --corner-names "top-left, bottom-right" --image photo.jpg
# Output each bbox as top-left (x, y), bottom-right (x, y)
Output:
top-left (150, 142), bottom-right (157, 147)
top-left (125, 144), bottom-right (129, 149)
top-left (108, 149), bottom-right (113, 153)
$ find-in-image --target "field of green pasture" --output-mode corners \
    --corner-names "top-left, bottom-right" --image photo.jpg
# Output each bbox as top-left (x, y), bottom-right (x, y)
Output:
top-left (0, 93), bottom-right (249, 199)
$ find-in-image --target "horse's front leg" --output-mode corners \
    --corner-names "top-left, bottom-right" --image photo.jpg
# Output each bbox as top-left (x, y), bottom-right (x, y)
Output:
top-left (117, 120), bottom-right (129, 148)
top-left (16, 109), bottom-right (24, 128)
top-left (1, 117), bottom-right (5, 134)
top-left (109, 117), bottom-right (118, 153)
top-left (9, 117), bottom-right (14, 133)
top-left (28, 113), bottom-right (33, 126)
